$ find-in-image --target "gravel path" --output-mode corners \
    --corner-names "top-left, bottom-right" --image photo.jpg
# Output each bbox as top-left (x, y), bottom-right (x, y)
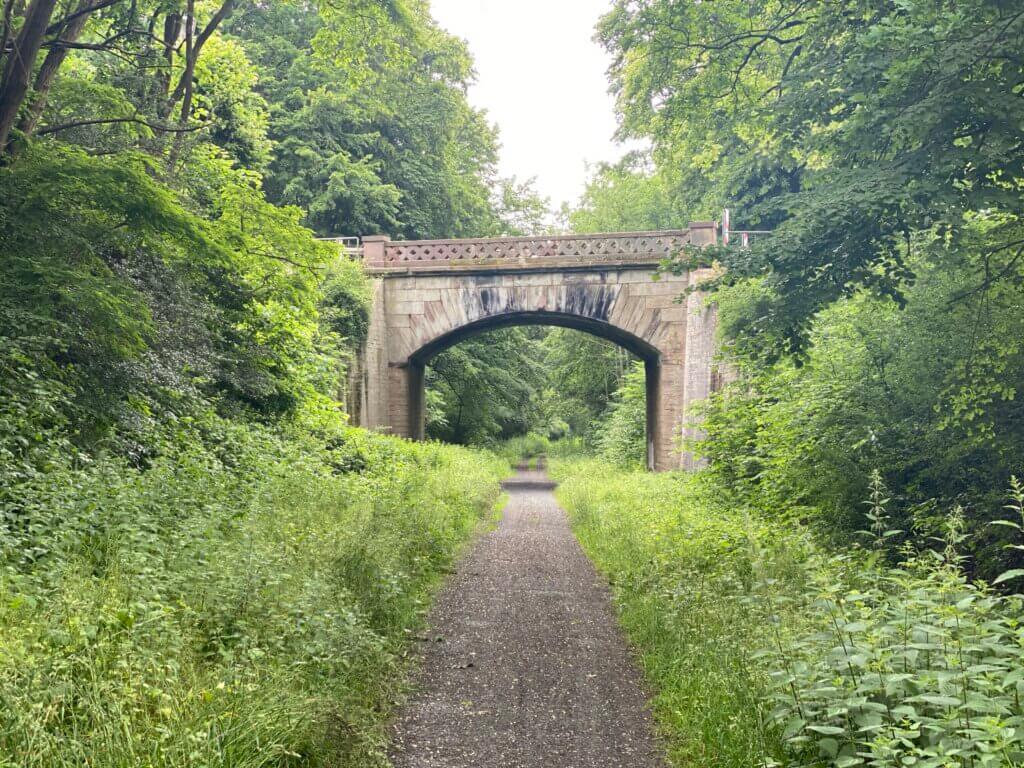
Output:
top-left (388, 467), bottom-right (665, 768)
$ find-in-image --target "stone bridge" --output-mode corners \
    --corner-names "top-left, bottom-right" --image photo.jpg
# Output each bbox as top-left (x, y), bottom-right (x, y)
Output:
top-left (348, 222), bottom-right (722, 471)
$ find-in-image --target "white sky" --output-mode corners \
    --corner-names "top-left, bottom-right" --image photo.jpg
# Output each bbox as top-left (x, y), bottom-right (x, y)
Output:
top-left (430, 0), bottom-right (634, 209)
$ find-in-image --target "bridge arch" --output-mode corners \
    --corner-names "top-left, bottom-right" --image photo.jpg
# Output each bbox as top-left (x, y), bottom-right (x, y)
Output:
top-left (406, 309), bottom-right (664, 470)
top-left (348, 226), bottom-right (721, 471)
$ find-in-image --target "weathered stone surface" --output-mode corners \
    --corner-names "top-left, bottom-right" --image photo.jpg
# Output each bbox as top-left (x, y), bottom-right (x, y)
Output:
top-left (352, 225), bottom-right (720, 470)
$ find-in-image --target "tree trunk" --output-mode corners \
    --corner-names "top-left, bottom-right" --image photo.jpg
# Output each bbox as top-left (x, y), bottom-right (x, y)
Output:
top-left (155, 11), bottom-right (181, 117)
top-left (1, 0), bottom-right (18, 69)
top-left (17, 0), bottom-right (95, 137)
top-left (165, 0), bottom-right (193, 169)
top-left (164, 0), bottom-right (237, 170)
top-left (0, 0), bottom-right (57, 153)
top-left (164, 0), bottom-right (236, 111)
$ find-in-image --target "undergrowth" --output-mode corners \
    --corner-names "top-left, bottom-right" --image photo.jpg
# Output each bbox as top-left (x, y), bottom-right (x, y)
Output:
top-left (0, 418), bottom-right (506, 768)
top-left (552, 458), bottom-right (1024, 768)
top-left (495, 433), bottom-right (587, 467)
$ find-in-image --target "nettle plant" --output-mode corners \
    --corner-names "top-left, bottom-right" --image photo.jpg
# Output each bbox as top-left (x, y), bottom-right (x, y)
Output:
top-left (761, 475), bottom-right (1024, 768)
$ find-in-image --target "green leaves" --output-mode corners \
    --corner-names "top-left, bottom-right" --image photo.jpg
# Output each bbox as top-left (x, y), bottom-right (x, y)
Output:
top-left (426, 327), bottom-right (550, 445)
top-left (596, 361), bottom-right (648, 468)
top-left (991, 476), bottom-right (1024, 586)
top-left (234, 0), bottom-right (502, 239)
top-left (758, 478), bottom-right (1024, 767)
top-left (601, 0), bottom-right (1024, 353)
top-left (992, 569), bottom-right (1024, 586)
top-left (0, 138), bottom-right (347, 445)
top-left (765, 559), bottom-right (1024, 766)
top-left (0, 411), bottom-right (506, 766)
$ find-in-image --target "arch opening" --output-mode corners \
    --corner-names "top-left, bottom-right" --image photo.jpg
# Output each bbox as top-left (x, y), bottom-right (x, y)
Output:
top-left (404, 311), bottom-right (662, 471)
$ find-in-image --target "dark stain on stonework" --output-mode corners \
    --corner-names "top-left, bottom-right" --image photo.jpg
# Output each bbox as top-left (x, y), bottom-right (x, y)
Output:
top-left (566, 284), bottom-right (615, 321)
top-left (467, 282), bottom-right (616, 322)
top-left (473, 285), bottom-right (527, 318)
top-left (478, 286), bottom-right (496, 314)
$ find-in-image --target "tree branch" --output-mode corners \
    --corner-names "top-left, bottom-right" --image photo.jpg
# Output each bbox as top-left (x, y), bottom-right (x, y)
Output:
top-left (948, 240), bottom-right (1024, 304)
top-left (165, 0), bottom-right (237, 108)
top-left (43, 0), bottom-right (119, 34)
top-left (35, 114), bottom-right (205, 135)
top-left (0, 0), bottom-right (16, 64)
top-left (0, 0), bottom-right (60, 153)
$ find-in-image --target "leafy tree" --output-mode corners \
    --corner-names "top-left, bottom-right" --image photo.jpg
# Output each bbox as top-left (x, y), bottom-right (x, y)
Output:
top-left (578, 0), bottom-right (1024, 573)
top-left (701, 259), bottom-right (1024, 580)
top-left (568, 152), bottom-right (682, 234)
top-left (601, 0), bottom-right (1024, 353)
top-left (539, 328), bottom-right (633, 439)
top-left (595, 361), bottom-right (647, 467)
top-left (425, 327), bottom-right (547, 445)
top-left (0, 143), bottom-right (338, 448)
top-left (229, 0), bottom-right (501, 238)
top-left (494, 176), bottom-right (555, 236)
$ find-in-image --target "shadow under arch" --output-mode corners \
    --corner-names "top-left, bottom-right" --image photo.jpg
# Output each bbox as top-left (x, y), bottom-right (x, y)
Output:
top-left (405, 310), bottom-right (662, 471)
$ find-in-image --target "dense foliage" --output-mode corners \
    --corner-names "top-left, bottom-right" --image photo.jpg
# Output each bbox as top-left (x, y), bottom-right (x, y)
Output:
top-left (556, 0), bottom-right (1024, 577)
top-left (425, 327), bottom-right (548, 445)
top-left (1, 2), bottom-right (515, 764)
top-left (1, 417), bottom-right (505, 767)
top-left (554, 458), bottom-right (1024, 768)
top-left (1, 0), bottom-right (518, 451)
top-left (226, 1), bottom-right (505, 239)
top-left (423, 325), bottom-right (638, 449)
top-left (697, 266), bottom-right (1024, 582)
top-left (602, 0), bottom-right (1024, 345)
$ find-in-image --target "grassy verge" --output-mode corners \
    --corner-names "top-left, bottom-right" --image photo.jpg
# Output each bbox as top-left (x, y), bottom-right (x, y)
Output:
top-left (552, 458), bottom-right (1024, 768)
top-left (552, 457), bottom-right (805, 766)
top-left (0, 422), bottom-right (506, 767)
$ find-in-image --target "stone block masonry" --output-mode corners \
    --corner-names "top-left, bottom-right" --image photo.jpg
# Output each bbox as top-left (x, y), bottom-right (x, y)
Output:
top-left (351, 224), bottom-right (721, 471)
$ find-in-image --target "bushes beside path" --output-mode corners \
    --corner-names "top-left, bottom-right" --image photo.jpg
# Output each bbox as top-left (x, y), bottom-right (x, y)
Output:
top-left (553, 458), bottom-right (1024, 768)
top-left (0, 421), bottom-right (506, 767)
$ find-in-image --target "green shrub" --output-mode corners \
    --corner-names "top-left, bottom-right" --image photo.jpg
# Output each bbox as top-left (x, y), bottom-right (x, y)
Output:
top-left (496, 432), bottom-right (552, 464)
top-left (701, 268), bottom-right (1024, 582)
top-left (762, 546), bottom-right (1024, 767)
top-left (595, 361), bottom-right (647, 468)
top-left (0, 418), bottom-right (505, 767)
top-left (761, 486), bottom-right (1024, 768)
top-left (320, 258), bottom-right (372, 348)
top-left (552, 459), bottom-right (1024, 768)
top-left (545, 436), bottom-right (589, 460)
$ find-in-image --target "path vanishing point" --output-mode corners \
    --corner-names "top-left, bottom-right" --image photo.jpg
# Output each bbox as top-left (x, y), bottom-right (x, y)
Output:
top-left (388, 467), bottom-right (666, 767)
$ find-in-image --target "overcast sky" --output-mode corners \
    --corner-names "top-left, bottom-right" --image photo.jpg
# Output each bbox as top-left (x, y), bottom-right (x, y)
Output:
top-left (430, 0), bottom-right (634, 209)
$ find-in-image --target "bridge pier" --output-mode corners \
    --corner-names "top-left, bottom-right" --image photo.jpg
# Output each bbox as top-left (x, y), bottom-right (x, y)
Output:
top-left (351, 226), bottom-right (721, 471)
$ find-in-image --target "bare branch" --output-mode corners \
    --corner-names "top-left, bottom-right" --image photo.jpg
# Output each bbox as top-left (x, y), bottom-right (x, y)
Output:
top-left (35, 114), bottom-right (205, 135)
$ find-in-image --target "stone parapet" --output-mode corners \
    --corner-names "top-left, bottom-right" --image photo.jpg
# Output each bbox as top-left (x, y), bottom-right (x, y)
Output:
top-left (361, 227), bottom-right (715, 274)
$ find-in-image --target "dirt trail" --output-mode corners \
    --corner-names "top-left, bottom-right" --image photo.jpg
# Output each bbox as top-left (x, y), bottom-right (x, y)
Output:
top-left (388, 467), bottom-right (665, 768)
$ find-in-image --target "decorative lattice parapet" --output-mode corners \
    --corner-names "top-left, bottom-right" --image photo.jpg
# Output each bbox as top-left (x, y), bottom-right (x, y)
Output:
top-left (362, 227), bottom-right (713, 272)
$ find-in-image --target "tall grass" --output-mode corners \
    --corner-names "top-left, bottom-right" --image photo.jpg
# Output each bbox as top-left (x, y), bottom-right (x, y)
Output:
top-left (495, 433), bottom-right (552, 465)
top-left (552, 458), bottom-right (1024, 768)
top-left (0, 421), bottom-right (506, 767)
top-left (552, 458), bottom-right (808, 765)
top-left (495, 433), bottom-right (588, 466)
